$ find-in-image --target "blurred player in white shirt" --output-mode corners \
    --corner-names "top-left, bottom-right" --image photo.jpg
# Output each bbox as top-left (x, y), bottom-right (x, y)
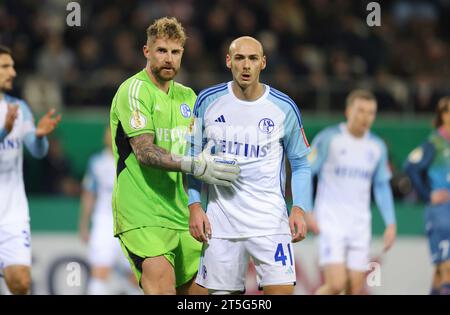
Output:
top-left (0, 45), bottom-right (61, 294)
top-left (79, 127), bottom-right (139, 295)
top-left (306, 90), bottom-right (397, 295)
top-left (187, 37), bottom-right (312, 295)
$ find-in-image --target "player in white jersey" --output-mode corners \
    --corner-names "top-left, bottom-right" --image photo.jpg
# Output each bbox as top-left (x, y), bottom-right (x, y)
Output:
top-left (0, 45), bottom-right (61, 294)
top-left (187, 37), bottom-right (312, 295)
top-left (306, 89), bottom-right (397, 295)
top-left (79, 127), bottom-right (139, 295)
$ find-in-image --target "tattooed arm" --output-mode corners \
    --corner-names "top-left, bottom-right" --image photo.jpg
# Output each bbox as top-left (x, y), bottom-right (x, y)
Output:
top-left (129, 133), bottom-right (240, 186)
top-left (129, 133), bottom-right (182, 171)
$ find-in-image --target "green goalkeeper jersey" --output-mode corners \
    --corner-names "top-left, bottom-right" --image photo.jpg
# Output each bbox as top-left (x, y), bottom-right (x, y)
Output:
top-left (110, 69), bottom-right (196, 235)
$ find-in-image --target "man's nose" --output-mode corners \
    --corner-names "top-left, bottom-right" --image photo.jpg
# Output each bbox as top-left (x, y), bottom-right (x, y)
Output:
top-left (243, 58), bottom-right (250, 69)
top-left (165, 52), bottom-right (174, 64)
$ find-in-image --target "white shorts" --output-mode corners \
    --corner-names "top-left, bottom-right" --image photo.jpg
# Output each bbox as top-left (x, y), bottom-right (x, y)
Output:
top-left (318, 224), bottom-right (371, 271)
top-left (0, 222), bottom-right (31, 270)
top-left (196, 234), bottom-right (296, 291)
top-left (88, 218), bottom-right (129, 271)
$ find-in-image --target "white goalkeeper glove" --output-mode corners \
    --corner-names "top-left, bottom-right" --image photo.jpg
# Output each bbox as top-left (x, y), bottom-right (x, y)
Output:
top-left (181, 149), bottom-right (240, 187)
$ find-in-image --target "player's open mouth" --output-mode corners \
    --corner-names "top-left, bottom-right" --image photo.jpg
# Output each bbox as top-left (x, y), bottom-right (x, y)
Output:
top-left (242, 73), bottom-right (250, 80)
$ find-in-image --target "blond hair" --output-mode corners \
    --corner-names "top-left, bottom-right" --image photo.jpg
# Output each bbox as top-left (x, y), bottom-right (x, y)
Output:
top-left (346, 89), bottom-right (376, 108)
top-left (146, 17), bottom-right (186, 46)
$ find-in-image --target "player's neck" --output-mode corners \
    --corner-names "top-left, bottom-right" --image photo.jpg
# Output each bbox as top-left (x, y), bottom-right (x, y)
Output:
top-left (145, 66), bottom-right (171, 94)
top-left (232, 81), bottom-right (264, 102)
top-left (346, 123), bottom-right (366, 138)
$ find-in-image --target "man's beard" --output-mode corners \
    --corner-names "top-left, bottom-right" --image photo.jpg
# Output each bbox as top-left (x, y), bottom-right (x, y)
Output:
top-left (151, 65), bottom-right (178, 82)
top-left (0, 82), bottom-right (13, 92)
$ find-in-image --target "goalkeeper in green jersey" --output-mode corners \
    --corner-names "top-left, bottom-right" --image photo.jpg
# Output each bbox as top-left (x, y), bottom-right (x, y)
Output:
top-left (109, 17), bottom-right (240, 295)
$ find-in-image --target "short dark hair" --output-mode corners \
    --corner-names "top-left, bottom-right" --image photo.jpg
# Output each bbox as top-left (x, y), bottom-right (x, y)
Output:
top-left (433, 96), bottom-right (450, 128)
top-left (0, 45), bottom-right (12, 56)
top-left (346, 89), bottom-right (376, 108)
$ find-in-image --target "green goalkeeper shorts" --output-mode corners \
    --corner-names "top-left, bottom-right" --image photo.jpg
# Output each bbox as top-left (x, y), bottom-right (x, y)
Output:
top-left (118, 226), bottom-right (202, 288)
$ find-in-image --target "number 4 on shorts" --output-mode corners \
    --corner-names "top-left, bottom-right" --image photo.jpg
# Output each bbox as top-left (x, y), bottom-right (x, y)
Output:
top-left (274, 243), bottom-right (293, 266)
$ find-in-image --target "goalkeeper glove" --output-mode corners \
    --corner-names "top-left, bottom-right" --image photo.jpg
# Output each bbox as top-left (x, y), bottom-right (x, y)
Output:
top-left (181, 149), bottom-right (240, 187)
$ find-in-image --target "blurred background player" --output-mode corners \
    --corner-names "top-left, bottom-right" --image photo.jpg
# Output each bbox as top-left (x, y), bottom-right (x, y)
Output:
top-left (79, 127), bottom-right (140, 295)
top-left (188, 36), bottom-right (311, 295)
top-left (110, 17), bottom-right (239, 295)
top-left (306, 89), bottom-right (397, 295)
top-left (404, 96), bottom-right (450, 295)
top-left (0, 45), bottom-right (61, 294)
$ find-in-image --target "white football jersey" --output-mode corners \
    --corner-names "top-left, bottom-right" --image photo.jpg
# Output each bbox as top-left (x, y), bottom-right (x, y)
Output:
top-left (191, 82), bottom-right (310, 238)
top-left (82, 149), bottom-right (115, 222)
top-left (0, 95), bottom-right (36, 226)
top-left (309, 123), bottom-right (392, 228)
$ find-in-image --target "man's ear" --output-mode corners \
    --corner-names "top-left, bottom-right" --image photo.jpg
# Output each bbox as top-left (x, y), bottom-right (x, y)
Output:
top-left (345, 104), bottom-right (352, 121)
top-left (226, 54), bottom-right (231, 69)
top-left (261, 55), bottom-right (266, 70)
top-left (143, 45), bottom-right (149, 58)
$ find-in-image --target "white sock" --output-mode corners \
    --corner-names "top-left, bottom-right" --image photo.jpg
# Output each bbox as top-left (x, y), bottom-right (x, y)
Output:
top-left (87, 278), bottom-right (109, 295)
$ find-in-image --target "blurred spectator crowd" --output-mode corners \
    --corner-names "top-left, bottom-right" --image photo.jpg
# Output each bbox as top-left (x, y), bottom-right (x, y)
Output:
top-left (1, 0), bottom-right (450, 113)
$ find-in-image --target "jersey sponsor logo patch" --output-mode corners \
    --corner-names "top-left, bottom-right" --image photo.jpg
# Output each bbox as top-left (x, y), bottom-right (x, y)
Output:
top-left (180, 103), bottom-right (191, 118)
top-left (215, 139), bottom-right (269, 158)
top-left (130, 109), bottom-right (147, 129)
top-left (0, 137), bottom-right (21, 151)
top-left (258, 118), bottom-right (275, 134)
top-left (334, 166), bottom-right (372, 179)
top-left (408, 147), bottom-right (423, 163)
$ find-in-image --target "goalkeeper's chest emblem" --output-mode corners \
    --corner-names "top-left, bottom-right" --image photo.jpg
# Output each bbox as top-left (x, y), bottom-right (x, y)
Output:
top-left (130, 109), bottom-right (147, 129)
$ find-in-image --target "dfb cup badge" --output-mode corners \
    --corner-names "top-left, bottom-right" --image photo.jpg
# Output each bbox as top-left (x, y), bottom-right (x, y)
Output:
top-left (130, 109), bottom-right (146, 129)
